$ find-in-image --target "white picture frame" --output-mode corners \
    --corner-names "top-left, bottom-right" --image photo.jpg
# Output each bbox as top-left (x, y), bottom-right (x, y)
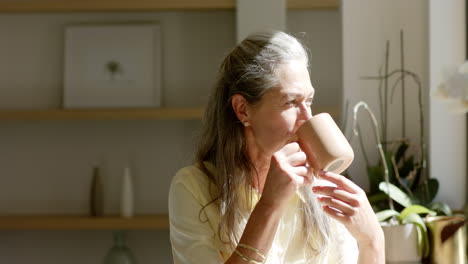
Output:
top-left (63, 23), bottom-right (162, 108)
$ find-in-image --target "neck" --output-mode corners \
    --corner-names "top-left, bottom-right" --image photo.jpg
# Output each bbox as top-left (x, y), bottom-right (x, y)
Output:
top-left (244, 129), bottom-right (272, 194)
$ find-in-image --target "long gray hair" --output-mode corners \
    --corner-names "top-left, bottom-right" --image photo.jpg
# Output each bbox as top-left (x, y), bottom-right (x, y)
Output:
top-left (195, 31), bottom-right (332, 257)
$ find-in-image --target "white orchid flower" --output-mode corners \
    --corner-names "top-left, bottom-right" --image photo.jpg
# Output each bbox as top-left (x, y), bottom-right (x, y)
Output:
top-left (432, 61), bottom-right (468, 114)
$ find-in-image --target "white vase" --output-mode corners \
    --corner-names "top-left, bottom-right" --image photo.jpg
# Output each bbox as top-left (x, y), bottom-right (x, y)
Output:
top-left (381, 223), bottom-right (421, 263)
top-left (120, 166), bottom-right (134, 218)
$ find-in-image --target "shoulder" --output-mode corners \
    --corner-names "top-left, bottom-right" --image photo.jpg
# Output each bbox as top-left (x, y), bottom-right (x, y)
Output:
top-left (169, 163), bottom-right (217, 206)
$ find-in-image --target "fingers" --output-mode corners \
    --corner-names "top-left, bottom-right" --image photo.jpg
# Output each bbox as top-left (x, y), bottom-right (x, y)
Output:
top-left (316, 170), bottom-right (361, 194)
top-left (274, 142), bottom-right (314, 186)
top-left (315, 188), bottom-right (357, 225)
top-left (291, 166), bottom-right (314, 185)
top-left (287, 151), bottom-right (307, 166)
top-left (312, 186), bottom-right (361, 207)
top-left (312, 172), bottom-right (365, 225)
top-left (321, 205), bottom-right (350, 223)
top-left (317, 196), bottom-right (357, 216)
top-left (279, 142), bottom-right (301, 156)
top-left (312, 171), bottom-right (382, 246)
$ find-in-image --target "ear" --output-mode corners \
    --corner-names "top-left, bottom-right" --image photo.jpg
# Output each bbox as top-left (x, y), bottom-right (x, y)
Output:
top-left (231, 94), bottom-right (250, 124)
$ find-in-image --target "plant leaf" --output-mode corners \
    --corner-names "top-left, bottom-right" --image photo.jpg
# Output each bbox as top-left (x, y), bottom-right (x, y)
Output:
top-left (379, 182), bottom-right (413, 208)
top-left (428, 178), bottom-right (440, 202)
top-left (376, 209), bottom-right (399, 222)
top-left (429, 201), bottom-right (453, 216)
top-left (394, 141), bottom-right (409, 164)
top-left (367, 192), bottom-right (387, 203)
top-left (400, 205), bottom-right (435, 220)
top-left (401, 213), bottom-right (430, 258)
top-left (413, 178), bottom-right (439, 205)
top-left (367, 165), bottom-right (384, 195)
top-left (415, 223), bottom-right (424, 256)
top-left (399, 156), bottom-right (415, 182)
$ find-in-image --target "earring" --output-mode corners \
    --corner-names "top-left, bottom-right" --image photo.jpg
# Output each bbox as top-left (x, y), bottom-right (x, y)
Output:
top-left (243, 121), bottom-right (250, 127)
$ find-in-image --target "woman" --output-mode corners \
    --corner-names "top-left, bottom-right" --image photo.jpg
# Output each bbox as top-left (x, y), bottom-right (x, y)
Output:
top-left (168, 31), bottom-right (384, 264)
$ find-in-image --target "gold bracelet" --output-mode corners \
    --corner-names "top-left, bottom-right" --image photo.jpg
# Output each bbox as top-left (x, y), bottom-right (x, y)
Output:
top-left (234, 249), bottom-right (264, 264)
top-left (238, 243), bottom-right (266, 260)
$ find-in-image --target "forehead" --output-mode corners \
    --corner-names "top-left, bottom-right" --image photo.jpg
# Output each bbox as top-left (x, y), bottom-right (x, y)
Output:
top-left (273, 61), bottom-right (315, 98)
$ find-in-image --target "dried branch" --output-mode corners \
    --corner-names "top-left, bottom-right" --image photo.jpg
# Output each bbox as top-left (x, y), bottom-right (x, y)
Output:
top-left (353, 101), bottom-right (394, 211)
top-left (391, 154), bottom-right (413, 197)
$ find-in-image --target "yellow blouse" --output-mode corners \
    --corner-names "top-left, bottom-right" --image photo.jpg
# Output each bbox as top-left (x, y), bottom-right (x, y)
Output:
top-left (168, 164), bottom-right (359, 264)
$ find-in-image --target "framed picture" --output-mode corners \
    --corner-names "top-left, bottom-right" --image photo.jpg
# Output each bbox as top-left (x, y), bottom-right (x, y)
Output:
top-left (63, 23), bottom-right (162, 108)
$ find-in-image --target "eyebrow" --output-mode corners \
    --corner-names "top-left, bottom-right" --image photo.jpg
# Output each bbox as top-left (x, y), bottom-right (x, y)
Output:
top-left (282, 92), bottom-right (315, 99)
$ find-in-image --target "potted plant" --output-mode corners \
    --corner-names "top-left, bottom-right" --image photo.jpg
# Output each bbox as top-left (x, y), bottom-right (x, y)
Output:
top-left (350, 30), bottom-right (461, 263)
top-left (352, 101), bottom-right (435, 263)
top-left (354, 30), bottom-right (434, 213)
top-left (352, 100), bottom-right (453, 263)
top-left (376, 182), bottom-right (437, 262)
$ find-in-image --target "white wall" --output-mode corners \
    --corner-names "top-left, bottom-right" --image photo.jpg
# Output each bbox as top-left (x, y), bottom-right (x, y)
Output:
top-left (0, 10), bottom-right (342, 264)
top-left (288, 10), bottom-right (342, 109)
top-left (237, 0), bottom-right (286, 42)
top-left (0, 12), bottom-right (236, 109)
top-left (428, 0), bottom-right (466, 210)
top-left (343, 0), bottom-right (467, 211)
top-left (342, 0), bottom-right (429, 191)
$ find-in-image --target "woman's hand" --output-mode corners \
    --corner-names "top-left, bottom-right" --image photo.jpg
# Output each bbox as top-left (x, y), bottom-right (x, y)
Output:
top-left (260, 142), bottom-right (314, 209)
top-left (312, 170), bottom-right (384, 249)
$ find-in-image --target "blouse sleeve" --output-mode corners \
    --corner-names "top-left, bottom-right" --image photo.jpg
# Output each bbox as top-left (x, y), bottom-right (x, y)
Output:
top-left (328, 221), bottom-right (359, 264)
top-left (168, 173), bottom-right (225, 264)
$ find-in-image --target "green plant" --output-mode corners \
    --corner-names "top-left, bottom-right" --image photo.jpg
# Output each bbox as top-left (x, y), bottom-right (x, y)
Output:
top-left (377, 203), bottom-right (434, 258)
top-left (349, 32), bottom-right (455, 262)
top-left (352, 30), bottom-right (441, 212)
top-left (378, 181), bottom-right (452, 216)
top-left (365, 139), bottom-right (439, 212)
top-left (376, 182), bottom-right (453, 259)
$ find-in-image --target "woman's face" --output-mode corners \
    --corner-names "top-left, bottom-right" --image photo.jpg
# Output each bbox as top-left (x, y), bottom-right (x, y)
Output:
top-left (247, 60), bottom-right (315, 155)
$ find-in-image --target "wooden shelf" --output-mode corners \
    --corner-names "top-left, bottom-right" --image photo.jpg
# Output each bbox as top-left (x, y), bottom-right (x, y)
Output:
top-left (0, 215), bottom-right (169, 230)
top-left (0, 106), bottom-right (339, 121)
top-left (0, 107), bottom-right (204, 121)
top-left (0, 0), bottom-right (339, 12)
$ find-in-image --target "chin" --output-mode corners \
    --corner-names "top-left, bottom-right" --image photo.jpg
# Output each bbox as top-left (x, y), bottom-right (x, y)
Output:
top-left (273, 139), bottom-right (294, 153)
top-left (266, 142), bottom-right (284, 155)
top-left (265, 133), bottom-right (296, 153)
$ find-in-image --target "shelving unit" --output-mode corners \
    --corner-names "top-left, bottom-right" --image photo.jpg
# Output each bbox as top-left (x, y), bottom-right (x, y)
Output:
top-left (0, 104), bottom-right (339, 232)
top-left (0, 3), bottom-right (343, 259)
top-left (0, 106), bottom-right (340, 121)
top-left (0, 0), bottom-right (339, 12)
top-left (0, 108), bottom-right (204, 121)
top-left (0, 215), bottom-right (169, 230)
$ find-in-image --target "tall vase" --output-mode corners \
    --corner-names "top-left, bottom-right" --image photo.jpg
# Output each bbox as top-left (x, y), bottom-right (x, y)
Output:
top-left (103, 231), bottom-right (138, 264)
top-left (90, 166), bottom-right (104, 216)
top-left (121, 166), bottom-right (134, 218)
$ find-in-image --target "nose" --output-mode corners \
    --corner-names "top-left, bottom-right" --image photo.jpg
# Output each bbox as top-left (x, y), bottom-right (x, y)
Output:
top-left (299, 103), bottom-right (312, 122)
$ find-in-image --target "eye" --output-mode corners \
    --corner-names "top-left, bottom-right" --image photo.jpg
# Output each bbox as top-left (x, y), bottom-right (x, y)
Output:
top-left (286, 99), bottom-right (297, 106)
top-left (306, 98), bottom-right (314, 106)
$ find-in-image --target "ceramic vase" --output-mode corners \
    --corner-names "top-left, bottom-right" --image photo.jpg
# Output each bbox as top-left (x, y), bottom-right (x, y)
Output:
top-left (121, 166), bottom-right (134, 218)
top-left (103, 231), bottom-right (138, 264)
top-left (381, 223), bottom-right (421, 263)
top-left (90, 166), bottom-right (104, 216)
